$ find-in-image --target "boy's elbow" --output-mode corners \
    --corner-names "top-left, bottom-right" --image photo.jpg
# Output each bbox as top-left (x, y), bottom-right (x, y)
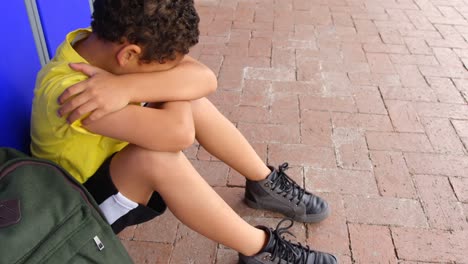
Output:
top-left (207, 70), bottom-right (218, 93)
top-left (201, 67), bottom-right (218, 94)
top-left (188, 59), bottom-right (218, 94)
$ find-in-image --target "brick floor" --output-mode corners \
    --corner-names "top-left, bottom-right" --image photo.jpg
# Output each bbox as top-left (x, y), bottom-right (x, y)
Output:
top-left (119, 0), bottom-right (468, 263)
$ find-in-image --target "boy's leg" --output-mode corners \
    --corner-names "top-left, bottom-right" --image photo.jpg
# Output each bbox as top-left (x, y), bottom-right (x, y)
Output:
top-left (191, 97), bottom-right (330, 223)
top-left (107, 145), bottom-right (337, 264)
top-left (191, 97), bottom-right (270, 181)
top-left (109, 144), bottom-right (266, 256)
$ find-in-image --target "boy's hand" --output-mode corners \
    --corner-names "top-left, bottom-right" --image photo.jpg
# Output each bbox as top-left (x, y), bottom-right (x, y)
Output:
top-left (58, 63), bottom-right (130, 124)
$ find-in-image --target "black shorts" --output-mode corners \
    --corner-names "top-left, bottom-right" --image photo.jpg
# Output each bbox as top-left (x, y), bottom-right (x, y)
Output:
top-left (83, 155), bottom-right (167, 234)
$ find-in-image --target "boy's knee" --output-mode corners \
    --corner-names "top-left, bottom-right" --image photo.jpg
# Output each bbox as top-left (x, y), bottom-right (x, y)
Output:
top-left (191, 97), bottom-right (211, 113)
top-left (180, 133), bottom-right (195, 150)
top-left (177, 121), bottom-right (195, 149)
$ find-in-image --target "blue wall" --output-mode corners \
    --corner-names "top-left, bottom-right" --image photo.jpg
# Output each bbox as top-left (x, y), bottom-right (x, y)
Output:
top-left (0, 1), bottom-right (41, 151)
top-left (36, 0), bottom-right (91, 57)
top-left (0, 1), bottom-right (91, 152)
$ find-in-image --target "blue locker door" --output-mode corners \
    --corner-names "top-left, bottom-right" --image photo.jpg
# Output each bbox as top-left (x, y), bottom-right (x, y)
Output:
top-left (0, 1), bottom-right (41, 151)
top-left (36, 0), bottom-right (92, 57)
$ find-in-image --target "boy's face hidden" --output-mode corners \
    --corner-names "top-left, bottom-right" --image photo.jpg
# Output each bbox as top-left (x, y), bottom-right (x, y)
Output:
top-left (114, 44), bottom-right (184, 74)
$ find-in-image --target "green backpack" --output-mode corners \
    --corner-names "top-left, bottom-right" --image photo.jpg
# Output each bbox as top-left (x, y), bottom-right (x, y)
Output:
top-left (0, 148), bottom-right (134, 264)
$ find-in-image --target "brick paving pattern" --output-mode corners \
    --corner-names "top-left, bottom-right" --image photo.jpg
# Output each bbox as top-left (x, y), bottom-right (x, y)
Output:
top-left (119, 0), bottom-right (468, 263)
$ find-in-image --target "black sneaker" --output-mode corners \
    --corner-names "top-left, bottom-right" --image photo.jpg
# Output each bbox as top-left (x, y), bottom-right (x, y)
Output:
top-left (245, 163), bottom-right (330, 223)
top-left (239, 219), bottom-right (337, 264)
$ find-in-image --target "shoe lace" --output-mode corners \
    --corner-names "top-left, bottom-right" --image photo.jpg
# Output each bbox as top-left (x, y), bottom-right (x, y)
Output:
top-left (269, 218), bottom-right (311, 263)
top-left (270, 163), bottom-right (306, 206)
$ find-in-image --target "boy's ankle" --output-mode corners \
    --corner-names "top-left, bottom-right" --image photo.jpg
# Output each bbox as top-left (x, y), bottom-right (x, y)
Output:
top-left (242, 227), bottom-right (270, 257)
top-left (248, 166), bottom-right (272, 182)
top-left (258, 227), bottom-right (271, 254)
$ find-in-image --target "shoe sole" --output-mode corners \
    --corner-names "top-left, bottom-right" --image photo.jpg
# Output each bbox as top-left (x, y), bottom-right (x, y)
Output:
top-left (244, 198), bottom-right (330, 223)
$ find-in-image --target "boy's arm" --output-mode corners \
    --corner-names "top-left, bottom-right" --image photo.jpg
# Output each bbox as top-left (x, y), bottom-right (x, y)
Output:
top-left (58, 56), bottom-right (217, 124)
top-left (81, 101), bottom-right (195, 152)
top-left (127, 56), bottom-right (218, 102)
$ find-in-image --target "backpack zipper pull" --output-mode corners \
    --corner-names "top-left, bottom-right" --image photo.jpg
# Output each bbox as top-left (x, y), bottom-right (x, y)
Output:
top-left (93, 236), bottom-right (105, 251)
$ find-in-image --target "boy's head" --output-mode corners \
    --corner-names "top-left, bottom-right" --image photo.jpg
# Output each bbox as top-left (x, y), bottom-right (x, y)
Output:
top-left (90, 0), bottom-right (199, 72)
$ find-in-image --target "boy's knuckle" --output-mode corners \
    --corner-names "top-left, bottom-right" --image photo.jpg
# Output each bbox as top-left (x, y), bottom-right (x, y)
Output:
top-left (73, 100), bottom-right (81, 108)
top-left (62, 90), bottom-right (70, 98)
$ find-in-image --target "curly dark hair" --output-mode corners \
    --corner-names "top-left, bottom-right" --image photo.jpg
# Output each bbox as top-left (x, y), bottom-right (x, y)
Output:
top-left (91, 0), bottom-right (200, 63)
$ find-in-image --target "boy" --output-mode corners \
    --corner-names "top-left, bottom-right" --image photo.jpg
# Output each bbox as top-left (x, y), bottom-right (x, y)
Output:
top-left (30, 0), bottom-right (337, 263)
